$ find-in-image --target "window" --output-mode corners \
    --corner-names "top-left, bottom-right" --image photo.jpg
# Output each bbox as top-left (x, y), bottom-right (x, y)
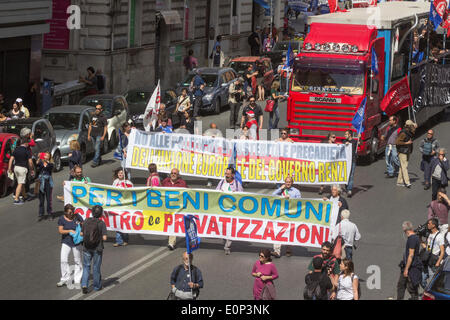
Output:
top-left (82, 113), bottom-right (90, 130)
top-left (34, 122), bottom-right (49, 139)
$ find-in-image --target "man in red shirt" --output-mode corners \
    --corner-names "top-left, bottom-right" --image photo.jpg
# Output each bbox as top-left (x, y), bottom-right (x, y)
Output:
top-left (162, 168), bottom-right (188, 250)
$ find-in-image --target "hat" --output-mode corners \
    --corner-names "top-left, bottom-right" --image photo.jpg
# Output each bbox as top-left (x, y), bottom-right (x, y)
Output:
top-left (16, 98), bottom-right (23, 103)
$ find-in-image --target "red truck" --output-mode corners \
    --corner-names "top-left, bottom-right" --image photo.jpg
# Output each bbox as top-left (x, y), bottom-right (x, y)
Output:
top-left (287, 2), bottom-right (448, 162)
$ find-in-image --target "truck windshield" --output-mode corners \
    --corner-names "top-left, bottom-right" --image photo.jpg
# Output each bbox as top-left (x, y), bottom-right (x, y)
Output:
top-left (291, 66), bottom-right (365, 95)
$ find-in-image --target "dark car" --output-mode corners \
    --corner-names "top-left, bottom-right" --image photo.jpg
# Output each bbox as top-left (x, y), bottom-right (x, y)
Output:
top-left (0, 133), bottom-right (19, 197)
top-left (0, 118), bottom-right (62, 172)
top-left (44, 105), bottom-right (96, 164)
top-left (423, 257), bottom-right (450, 300)
top-left (78, 94), bottom-right (129, 149)
top-left (124, 87), bottom-right (177, 130)
top-left (265, 40), bottom-right (302, 69)
top-left (176, 67), bottom-right (238, 115)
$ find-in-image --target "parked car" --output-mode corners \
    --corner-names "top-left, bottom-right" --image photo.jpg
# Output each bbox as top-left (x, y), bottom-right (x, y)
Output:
top-left (0, 133), bottom-right (19, 197)
top-left (124, 87), bottom-right (177, 130)
top-left (176, 67), bottom-right (238, 115)
top-left (422, 257), bottom-right (450, 300)
top-left (264, 40), bottom-right (302, 69)
top-left (228, 56), bottom-right (275, 93)
top-left (0, 118), bottom-right (62, 172)
top-left (78, 94), bottom-right (129, 149)
top-left (44, 105), bottom-right (96, 164)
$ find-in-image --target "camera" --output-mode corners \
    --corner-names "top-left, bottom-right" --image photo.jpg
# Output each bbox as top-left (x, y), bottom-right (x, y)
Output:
top-left (414, 223), bottom-right (430, 238)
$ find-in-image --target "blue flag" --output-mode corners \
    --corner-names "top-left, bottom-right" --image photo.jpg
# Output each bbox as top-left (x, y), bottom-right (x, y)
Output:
top-left (352, 97), bottom-right (367, 135)
top-left (371, 48), bottom-right (378, 75)
top-left (184, 215), bottom-right (201, 254)
top-left (429, 0), bottom-right (445, 31)
top-left (286, 42), bottom-right (295, 67)
top-left (113, 129), bottom-right (124, 161)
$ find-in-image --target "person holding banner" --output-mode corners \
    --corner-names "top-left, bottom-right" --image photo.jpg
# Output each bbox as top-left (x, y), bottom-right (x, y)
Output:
top-left (112, 168), bottom-right (133, 247)
top-left (395, 120), bottom-right (417, 188)
top-left (170, 252), bottom-right (203, 300)
top-left (271, 176), bottom-right (301, 258)
top-left (162, 168), bottom-right (188, 251)
top-left (324, 185), bottom-right (348, 224)
top-left (216, 167), bottom-right (244, 255)
top-left (252, 248), bottom-right (279, 300)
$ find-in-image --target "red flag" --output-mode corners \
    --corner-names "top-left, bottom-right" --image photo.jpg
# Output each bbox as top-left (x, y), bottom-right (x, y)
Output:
top-left (328, 0), bottom-right (338, 13)
top-left (368, 0), bottom-right (377, 7)
top-left (442, 9), bottom-right (450, 37)
top-left (380, 77), bottom-right (413, 116)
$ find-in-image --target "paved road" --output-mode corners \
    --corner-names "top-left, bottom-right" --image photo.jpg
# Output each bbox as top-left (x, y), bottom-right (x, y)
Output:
top-left (0, 101), bottom-right (448, 300)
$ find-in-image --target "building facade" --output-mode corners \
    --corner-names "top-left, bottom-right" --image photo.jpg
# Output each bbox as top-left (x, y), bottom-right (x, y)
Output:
top-left (42, 0), bottom-right (285, 95)
top-left (0, 0), bottom-right (51, 107)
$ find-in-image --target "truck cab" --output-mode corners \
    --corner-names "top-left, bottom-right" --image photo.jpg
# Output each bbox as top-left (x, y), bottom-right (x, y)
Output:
top-left (287, 2), bottom-right (432, 161)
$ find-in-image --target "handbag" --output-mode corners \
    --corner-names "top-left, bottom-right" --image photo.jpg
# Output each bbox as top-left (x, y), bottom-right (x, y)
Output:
top-left (260, 282), bottom-right (276, 300)
top-left (264, 99), bottom-right (275, 112)
top-left (332, 224), bottom-right (344, 260)
top-left (420, 232), bottom-right (439, 266)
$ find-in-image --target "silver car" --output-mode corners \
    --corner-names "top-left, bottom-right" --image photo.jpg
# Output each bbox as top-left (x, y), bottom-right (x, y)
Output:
top-left (44, 105), bottom-right (97, 164)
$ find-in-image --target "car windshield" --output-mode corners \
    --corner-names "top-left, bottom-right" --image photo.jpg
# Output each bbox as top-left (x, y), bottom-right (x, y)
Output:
top-left (182, 74), bottom-right (218, 87)
top-left (79, 98), bottom-right (112, 117)
top-left (45, 113), bottom-right (79, 130)
top-left (125, 91), bottom-right (151, 104)
top-left (229, 62), bottom-right (254, 74)
top-left (291, 66), bottom-right (365, 95)
top-left (0, 123), bottom-right (32, 137)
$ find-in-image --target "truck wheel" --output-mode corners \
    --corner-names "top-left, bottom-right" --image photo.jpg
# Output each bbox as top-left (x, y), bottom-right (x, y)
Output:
top-left (368, 133), bottom-right (379, 164)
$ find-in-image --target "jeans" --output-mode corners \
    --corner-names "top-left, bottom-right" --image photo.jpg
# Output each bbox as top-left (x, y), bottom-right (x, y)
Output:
top-left (421, 265), bottom-right (438, 289)
top-left (229, 102), bottom-right (241, 128)
top-left (385, 145), bottom-right (400, 176)
top-left (92, 136), bottom-right (103, 165)
top-left (81, 249), bottom-right (103, 290)
top-left (346, 161), bottom-right (356, 192)
top-left (422, 155), bottom-right (433, 184)
top-left (268, 102), bottom-right (279, 130)
top-left (397, 153), bottom-right (410, 185)
top-left (38, 182), bottom-right (52, 216)
top-left (344, 246), bottom-right (353, 261)
top-left (115, 232), bottom-right (129, 245)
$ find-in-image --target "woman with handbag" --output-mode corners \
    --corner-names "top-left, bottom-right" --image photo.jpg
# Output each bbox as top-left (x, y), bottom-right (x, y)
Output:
top-left (57, 204), bottom-right (84, 289)
top-left (251, 249), bottom-right (279, 300)
top-left (267, 81), bottom-right (285, 130)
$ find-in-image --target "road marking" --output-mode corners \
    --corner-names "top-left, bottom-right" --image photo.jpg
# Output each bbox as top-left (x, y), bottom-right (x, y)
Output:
top-left (68, 246), bottom-right (170, 300)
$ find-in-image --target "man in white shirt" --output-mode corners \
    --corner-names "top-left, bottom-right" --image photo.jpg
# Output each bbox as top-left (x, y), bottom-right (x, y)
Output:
top-left (331, 209), bottom-right (361, 261)
top-left (421, 218), bottom-right (445, 288)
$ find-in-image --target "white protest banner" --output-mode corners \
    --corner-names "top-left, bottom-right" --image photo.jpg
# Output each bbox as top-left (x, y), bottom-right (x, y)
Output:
top-left (64, 182), bottom-right (339, 248)
top-left (125, 129), bottom-right (352, 185)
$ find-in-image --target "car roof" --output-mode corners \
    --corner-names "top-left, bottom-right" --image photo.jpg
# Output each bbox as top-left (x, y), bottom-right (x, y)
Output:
top-left (46, 105), bottom-right (95, 113)
top-left (80, 94), bottom-right (125, 100)
top-left (191, 67), bottom-right (234, 75)
top-left (231, 56), bottom-right (269, 62)
top-left (0, 133), bottom-right (19, 141)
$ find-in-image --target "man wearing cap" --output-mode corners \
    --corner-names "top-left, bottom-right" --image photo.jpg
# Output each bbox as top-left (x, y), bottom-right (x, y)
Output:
top-left (16, 98), bottom-right (30, 118)
top-left (228, 77), bottom-right (244, 129)
top-left (241, 96), bottom-right (263, 140)
top-left (248, 27), bottom-right (261, 56)
top-left (396, 120), bottom-right (417, 188)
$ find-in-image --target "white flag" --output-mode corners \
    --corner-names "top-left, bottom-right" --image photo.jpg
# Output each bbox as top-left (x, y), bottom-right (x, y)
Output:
top-left (143, 80), bottom-right (161, 132)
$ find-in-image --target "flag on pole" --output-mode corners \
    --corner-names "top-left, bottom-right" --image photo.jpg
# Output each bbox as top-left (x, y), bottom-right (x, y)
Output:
top-left (228, 143), bottom-right (243, 185)
top-left (352, 97), bottom-right (367, 135)
top-left (184, 215), bottom-right (201, 254)
top-left (286, 42), bottom-right (295, 67)
top-left (380, 76), bottom-right (413, 116)
top-left (143, 80), bottom-right (161, 132)
top-left (429, 0), bottom-right (448, 30)
top-left (371, 47), bottom-right (379, 75)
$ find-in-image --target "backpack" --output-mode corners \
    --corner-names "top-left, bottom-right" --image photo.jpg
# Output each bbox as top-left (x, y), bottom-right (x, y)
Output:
top-left (422, 139), bottom-right (434, 155)
top-left (303, 275), bottom-right (323, 300)
top-left (83, 218), bottom-right (102, 250)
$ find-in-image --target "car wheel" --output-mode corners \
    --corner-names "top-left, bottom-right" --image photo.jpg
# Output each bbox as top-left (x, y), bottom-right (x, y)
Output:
top-left (368, 131), bottom-right (379, 164)
top-left (214, 97), bottom-right (221, 115)
top-left (53, 151), bottom-right (62, 172)
top-left (0, 176), bottom-right (7, 198)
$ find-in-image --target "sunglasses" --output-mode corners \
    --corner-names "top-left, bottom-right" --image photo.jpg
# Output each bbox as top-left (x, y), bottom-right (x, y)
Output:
top-left (331, 136), bottom-right (336, 139)
top-left (259, 254), bottom-right (266, 258)
top-left (282, 132), bottom-right (288, 135)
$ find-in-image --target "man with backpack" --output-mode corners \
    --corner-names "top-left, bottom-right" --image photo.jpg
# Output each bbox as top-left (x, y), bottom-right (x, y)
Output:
top-left (80, 205), bottom-right (108, 294)
top-left (419, 129), bottom-right (440, 190)
top-left (169, 252), bottom-right (204, 300)
top-left (395, 120), bottom-right (417, 188)
top-left (304, 256), bottom-right (334, 300)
